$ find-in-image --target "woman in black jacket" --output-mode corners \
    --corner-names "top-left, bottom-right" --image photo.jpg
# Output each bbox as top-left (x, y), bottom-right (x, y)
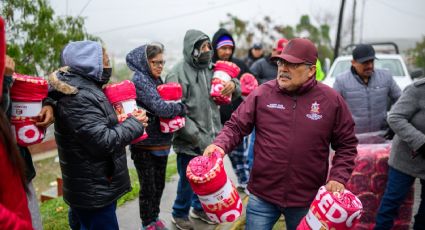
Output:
top-left (49, 41), bottom-right (147, 230)
top-left (126, 43), bottom-right (185, 229)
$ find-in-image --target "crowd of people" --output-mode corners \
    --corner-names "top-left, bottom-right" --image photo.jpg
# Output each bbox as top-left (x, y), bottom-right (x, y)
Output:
top-left (1, 13), bottom-right (424, 230)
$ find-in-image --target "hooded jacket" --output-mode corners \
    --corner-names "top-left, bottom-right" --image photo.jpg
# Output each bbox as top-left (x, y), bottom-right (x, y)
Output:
top-left (388, 79), bottom-right (425, 180)
top-left (244, 47), bottom-right (264, 68)
top-left (211, 28), bottom-right (245, 124)
top-left (48, 41), bottom-right (145, 209)
top-left (165, 30), bottom-right (223, 155)
top-left (126, 45), bottom-right (185, 147)
top-left (213, 78), bottom-right (358, 207)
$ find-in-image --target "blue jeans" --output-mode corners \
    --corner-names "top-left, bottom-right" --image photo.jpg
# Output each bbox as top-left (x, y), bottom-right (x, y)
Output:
top-left (375, 166), bottom-right (425, 230)
top-left (246, 194), bottom-right (308, 230)
top-left (246, 129), bottom-right (255, 170)
top-left (172, 153), bottom-right (203, 218)
top-left (70, 202), bottom-right (118, 230)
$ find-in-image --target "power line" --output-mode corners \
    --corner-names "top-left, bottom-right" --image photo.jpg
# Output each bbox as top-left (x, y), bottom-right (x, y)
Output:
top-left (374, 0), bottom-right (425, 20)
top-left (78, 0), bottom-right (94, 17)
top-left (93, 0), bottom-right (245, 34)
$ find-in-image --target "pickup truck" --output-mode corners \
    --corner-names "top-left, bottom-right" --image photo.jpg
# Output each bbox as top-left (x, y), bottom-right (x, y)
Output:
top-left (322, 43), bottom-right (423, 90)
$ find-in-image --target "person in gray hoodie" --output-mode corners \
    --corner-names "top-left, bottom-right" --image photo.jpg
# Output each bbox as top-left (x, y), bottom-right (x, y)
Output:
top-left (165, 29), bottom-right (238, 230)
top-left (375, 79), bottom-right (425, 230)
top-left (48, 41), bottom-right (148, 230)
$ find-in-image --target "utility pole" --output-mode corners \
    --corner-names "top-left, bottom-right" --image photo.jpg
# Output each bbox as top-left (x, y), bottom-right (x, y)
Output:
top-left (351, 0), bottom-right (357, 44)
top-left (360, 0), bottom-right (366, 43)
top-left (334, 0), bottom-right (346, 59)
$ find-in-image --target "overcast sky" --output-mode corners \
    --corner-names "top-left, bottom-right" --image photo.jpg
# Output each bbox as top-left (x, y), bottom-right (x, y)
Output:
top-left (50, 0), bottom-right (425, 63)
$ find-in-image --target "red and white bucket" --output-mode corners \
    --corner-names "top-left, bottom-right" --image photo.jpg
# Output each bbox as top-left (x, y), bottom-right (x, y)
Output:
top-left (10, 73), bottom-right (48, 146)
top-left (187, 150), bottom-right (243, 223)
top-left (103, 80), bottom-right (148, 143)
top-left (297, 186), bottom-right (363, 230)
top-left (157, 82), bottom-right (185, 133)
top-left (211, 61), bottom-right (240, 105)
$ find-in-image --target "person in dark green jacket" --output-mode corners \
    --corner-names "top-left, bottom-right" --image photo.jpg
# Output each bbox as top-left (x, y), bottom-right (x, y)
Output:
top-left (165, 29), bottom-right (239, 230)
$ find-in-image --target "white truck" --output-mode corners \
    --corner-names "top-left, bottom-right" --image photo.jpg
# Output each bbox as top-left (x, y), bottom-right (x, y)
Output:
top-left (323, 43), bottom-right (423, 90)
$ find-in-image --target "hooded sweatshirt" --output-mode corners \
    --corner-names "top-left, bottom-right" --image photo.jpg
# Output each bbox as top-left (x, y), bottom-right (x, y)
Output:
top-left (165, 30), bottom-right (224, 155)
top-left (48, 41), bottom-right (145, 209)
top-left (211, 28), bottom-right (245, 124)
top-left (126, 44), bottom-right (185, 147)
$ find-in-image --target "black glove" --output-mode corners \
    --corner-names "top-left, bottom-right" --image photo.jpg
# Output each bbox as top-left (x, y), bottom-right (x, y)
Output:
top-left (384, 128), bottom-right (395, 140)
top-left (412, 143), bottom-right (425, 159)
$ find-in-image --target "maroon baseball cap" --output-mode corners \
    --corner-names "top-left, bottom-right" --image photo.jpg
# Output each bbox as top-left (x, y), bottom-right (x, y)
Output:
top-left (275, 38), bottom-right (318, 64)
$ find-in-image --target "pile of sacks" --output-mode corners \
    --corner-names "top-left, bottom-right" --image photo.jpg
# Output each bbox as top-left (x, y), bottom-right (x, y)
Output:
top-left (345, 143), bottom-right (414, 230)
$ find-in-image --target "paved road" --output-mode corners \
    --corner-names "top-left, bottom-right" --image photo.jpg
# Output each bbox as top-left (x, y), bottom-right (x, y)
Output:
top-left (117, 153), bottom-right (243, 230)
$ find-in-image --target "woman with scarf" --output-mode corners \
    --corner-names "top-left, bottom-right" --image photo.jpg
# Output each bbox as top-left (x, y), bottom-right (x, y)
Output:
top-left (126, 43), bottom-right (185, 230)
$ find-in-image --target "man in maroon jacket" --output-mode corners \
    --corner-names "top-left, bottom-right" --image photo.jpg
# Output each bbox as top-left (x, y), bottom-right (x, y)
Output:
top-left (204, 38), bottom-right (358, 230)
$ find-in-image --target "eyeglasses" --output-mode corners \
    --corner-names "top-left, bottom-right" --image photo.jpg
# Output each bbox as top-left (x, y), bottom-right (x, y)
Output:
top-left (150, 60), bottom-right (166, 67)
top-left (277, 60), bottom-right (313, 69)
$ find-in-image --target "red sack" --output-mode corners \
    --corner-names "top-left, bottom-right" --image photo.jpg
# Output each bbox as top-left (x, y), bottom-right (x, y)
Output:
top-left (358, 211), bottom-right (375, 224)
top-left (210, 61), bottom-right (240, 105)
top-left (375, 150), bottom-right (389, 174)
top-left (186, 150), bottom-right (242, 223)
top-left (240, 73), bottom-right (258, 96)
top-left (357, 192), bottom-right (379, 214)
top-left (346, 173), bottom-right (369, 195)
top-left (395, 204), bottom-right (413, 223)
top-left (353, 148), bottom-right (375, 175)
top-left (10, 74), bottom-right (48, 146)
top-left (103, 80), bottom-right (147, 143)
top-left (370, 173), bottom-right (387, 195)
top-left (297, 186), bottom-right (363, 230)
top-left (157, 82), bottom-right (185, 133)
top-left (392, 221), bottom-right (410, 230)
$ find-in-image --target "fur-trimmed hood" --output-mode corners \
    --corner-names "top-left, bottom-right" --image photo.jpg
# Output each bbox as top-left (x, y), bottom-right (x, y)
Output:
top-left (48, 67), bottom-right (78, 95)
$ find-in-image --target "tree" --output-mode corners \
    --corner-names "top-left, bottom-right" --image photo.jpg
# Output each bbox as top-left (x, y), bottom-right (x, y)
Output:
top-left (219, 14), bottom-right (334, 63)
top-left (409, 36), bottom-right (425, 71)
top-left (1, 0), bottom-right (97, 76)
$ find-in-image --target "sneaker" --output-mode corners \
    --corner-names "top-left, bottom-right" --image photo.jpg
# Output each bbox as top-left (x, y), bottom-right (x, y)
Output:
top-left (189, 209), bottom-right (216, 225)
top-left (154, 219), bottom-right (168, 230)
top-left (171, 216), bottom-right (193, 230)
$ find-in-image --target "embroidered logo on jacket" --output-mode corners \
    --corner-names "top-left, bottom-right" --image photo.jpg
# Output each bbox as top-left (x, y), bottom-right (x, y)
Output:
top-left (306, 101), bottom-right (323, 120)
top-left (267, 103), bottom-right (285, 110)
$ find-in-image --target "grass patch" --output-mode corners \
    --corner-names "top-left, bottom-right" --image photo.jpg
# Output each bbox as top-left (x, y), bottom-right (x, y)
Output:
top-left (165, 153), bottom-right (177, 181)
top-left (33, 155), bottom-right (62, 201)
top-left (40, 153), bottom-right (177, 229)
top-left (40, 198), bottom-right (68, 230)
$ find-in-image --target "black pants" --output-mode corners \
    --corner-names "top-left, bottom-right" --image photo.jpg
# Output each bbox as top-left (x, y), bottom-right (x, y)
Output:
top-left (131, 150), bottom-right (168, 226)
